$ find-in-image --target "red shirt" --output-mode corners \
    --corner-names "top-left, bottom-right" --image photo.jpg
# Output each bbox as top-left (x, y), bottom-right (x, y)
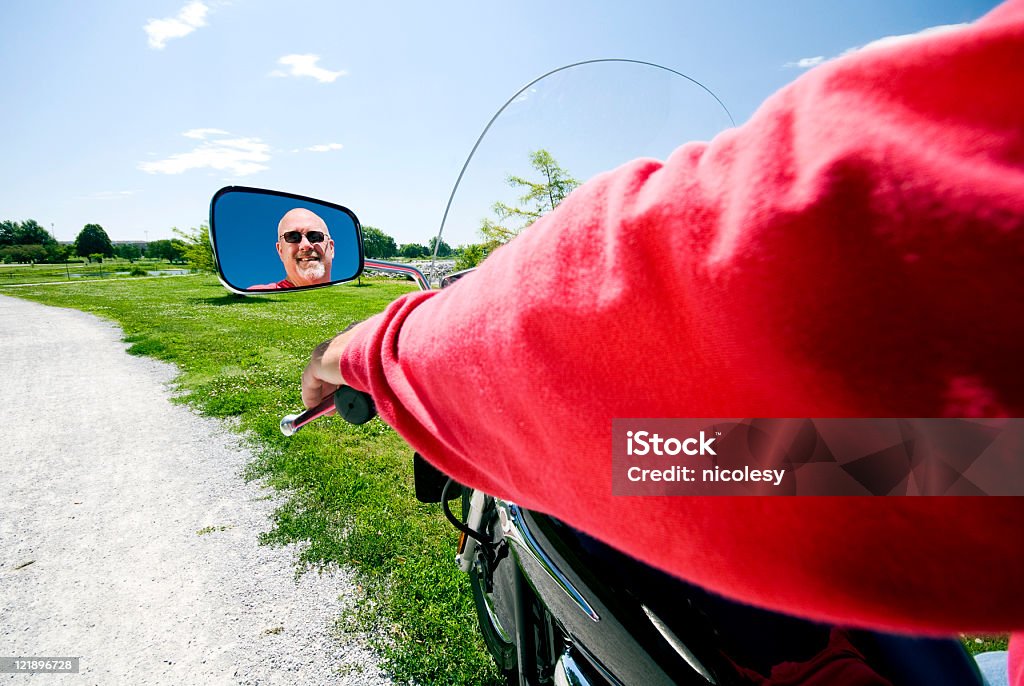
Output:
top-left (341, 1), bottom-right (1024, 678)
top-left (248, 278), bottom-right (294, 290)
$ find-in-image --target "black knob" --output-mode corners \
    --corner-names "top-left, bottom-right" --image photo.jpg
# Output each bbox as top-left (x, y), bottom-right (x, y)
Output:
top-left (333, 386), bottom-right (377, 424)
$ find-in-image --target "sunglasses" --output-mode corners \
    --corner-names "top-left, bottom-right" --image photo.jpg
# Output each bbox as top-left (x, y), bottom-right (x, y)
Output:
top-left (280, 230), bottom-right (328, 244)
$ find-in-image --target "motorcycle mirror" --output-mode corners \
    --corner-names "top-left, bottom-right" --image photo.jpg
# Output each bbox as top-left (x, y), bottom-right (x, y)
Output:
top-left (209, 186), bottom-right (364, 293)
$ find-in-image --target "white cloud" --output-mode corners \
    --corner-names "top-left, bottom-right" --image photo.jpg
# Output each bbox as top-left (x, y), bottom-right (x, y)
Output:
top-left (182, 128), bottom-right (229, 140)
top-left (784, 56), bottom-right (825, 69)
top-left (270, 54), bottom-right (347, 83)
top-left (145, 1), bottom-right (209, 50)
top-left (785, 22), bottom-right (970, 69)
top-left (139, 131), bottom-right (270, 176)
top-left (306, 143), bottom-right (344, 152)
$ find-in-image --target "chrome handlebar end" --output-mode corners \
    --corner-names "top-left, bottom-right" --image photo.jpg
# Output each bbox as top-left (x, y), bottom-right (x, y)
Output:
top-left (280, 414), bottom-right (299, 436)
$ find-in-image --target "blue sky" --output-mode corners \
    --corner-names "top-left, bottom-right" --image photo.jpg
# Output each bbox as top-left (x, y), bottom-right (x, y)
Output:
top-left (0, 1), bottom-right (999, 246)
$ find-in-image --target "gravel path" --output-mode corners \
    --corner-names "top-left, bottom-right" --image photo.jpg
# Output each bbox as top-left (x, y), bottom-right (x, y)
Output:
top-left (0, 295), bottom-right (393, 685)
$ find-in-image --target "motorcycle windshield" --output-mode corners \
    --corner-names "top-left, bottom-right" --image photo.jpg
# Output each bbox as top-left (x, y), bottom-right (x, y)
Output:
top-left (433, 59), bottom-right (735, 258)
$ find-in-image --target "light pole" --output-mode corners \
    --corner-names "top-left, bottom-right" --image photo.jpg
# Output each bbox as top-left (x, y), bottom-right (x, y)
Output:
top-left (56, 223), bottom-right (70, 280)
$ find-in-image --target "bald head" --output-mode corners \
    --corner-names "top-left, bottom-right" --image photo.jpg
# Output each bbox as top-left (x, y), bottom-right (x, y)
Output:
top-left (275, 207), bottom-right (335, 287)
top-left (278, 208), bottom-right (328, 236)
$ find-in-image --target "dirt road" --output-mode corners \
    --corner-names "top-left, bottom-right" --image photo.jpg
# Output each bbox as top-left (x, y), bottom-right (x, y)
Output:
top-left (0, 295), bottom-right (391, 685)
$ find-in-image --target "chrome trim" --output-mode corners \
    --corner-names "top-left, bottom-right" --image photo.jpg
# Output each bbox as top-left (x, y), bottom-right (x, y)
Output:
top-left (280, 414), bottom-right (298, 437)
top-left (363, 258), bottom-right (431, 291)
top-left (572, 642), bottom-right (624, 686)
top-left (279, 396), bottom-right (336, 436)
top-left (641, 604), bottom-right (716, 684)
top-left (482, 588), bottom-right (514, 644)
top-left (498, 503), bottom-right (600, 622)
top-left (440, 267), bottom-right (477, 289)
top-left (554, 648), bottom-right (594, 686)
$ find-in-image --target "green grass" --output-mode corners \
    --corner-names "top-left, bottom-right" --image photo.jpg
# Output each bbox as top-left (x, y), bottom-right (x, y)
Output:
top-left (6, 274), bottom-right (1004, 676)
top-left (3, 274), bottom-right (501, 684)
top-left (961, 634), bottom-right (1009, 655)
top-left (0, 258), bottom-right (191, 285)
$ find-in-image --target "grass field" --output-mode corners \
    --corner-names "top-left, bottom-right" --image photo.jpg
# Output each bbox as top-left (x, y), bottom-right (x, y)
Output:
top-left (2, 274), bottom-right (501, 684)
top-left (2, 274), bottom-right (1007, 678)
top-left (0, 258), bottom-right (192, 286)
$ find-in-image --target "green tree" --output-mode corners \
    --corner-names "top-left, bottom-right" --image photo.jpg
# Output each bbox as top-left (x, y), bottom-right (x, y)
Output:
top-left (362, 226), bottom-right (397, 258)
top-left (147, 239), bottom-right (185, 263)
top-left (453, 243), bottom-right (492, 270)
top-left (1, 220), bottom-right (59, 251)
top-left (0, 244), bottom-right (48, 264)
top-left (0, 220), bottom-right (62, 263)
top-left (0, 220), bottom-right (16, 247)
top-left (480, 149), bottom-right (579, 246)
top-left (428, 236), bottom-right (453, 257)
top-left (44, 242), bottom-right (69, 263)
top-left (173, 224), bottom-right (216, 272)
top-left (115, 243), bottom-right (142, 261)
top-left (75, 223), bottom-right (114, 258)
top-left (15, 219), bottom-right (57, 246)
top-left (399, 243), bottom-right (428, 258)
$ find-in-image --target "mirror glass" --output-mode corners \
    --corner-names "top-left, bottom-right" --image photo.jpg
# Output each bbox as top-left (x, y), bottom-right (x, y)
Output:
top-left (210, 187), bottom-right (363, 292)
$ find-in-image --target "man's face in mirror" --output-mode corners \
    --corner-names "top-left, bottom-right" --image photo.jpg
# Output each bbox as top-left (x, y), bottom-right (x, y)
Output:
top-left (276, 208), bottom-right (335, 287)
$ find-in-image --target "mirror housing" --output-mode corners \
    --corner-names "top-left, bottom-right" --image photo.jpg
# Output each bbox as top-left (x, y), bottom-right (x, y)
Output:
top-left (209, 186), bottom-right (364, 294)
top-left (440, 267), bottom-right (476, 289)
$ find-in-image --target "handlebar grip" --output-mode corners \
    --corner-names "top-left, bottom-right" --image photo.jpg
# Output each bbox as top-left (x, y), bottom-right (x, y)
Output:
top-left (333, 386), bottom-right (377, 424)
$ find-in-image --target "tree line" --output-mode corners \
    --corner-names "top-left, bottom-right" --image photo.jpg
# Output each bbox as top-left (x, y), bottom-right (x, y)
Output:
top-left (0, 220), bottom-right (213, 269)
top-left (361, 228), bottom-right (453, 260)
top-left (4, 149), bottom-right (572, 272)
top-left (0, 220), bottom-right (66, 264)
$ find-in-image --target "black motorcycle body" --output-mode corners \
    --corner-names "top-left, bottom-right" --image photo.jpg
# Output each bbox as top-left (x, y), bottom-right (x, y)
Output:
top-left (439, 479), bottom-right (981, 685)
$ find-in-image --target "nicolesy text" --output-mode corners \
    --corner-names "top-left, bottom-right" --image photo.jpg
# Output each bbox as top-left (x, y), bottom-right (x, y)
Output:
top-left (626, 430), bottom-right (717, 456)
top-left (626, 465), bottom-right (787, 486)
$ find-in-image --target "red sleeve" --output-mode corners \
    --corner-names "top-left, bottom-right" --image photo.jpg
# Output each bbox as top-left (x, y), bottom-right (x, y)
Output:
top-left (341, 0), bottom-right (1024, 642)
top-left (1012, 639), bottom-right (1024, 686)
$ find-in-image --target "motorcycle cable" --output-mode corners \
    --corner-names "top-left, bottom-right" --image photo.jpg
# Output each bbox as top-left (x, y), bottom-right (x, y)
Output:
top-left (440, 477), bottom-right (489, 545)
top-left (440, 478), bottom-right (510, 582)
